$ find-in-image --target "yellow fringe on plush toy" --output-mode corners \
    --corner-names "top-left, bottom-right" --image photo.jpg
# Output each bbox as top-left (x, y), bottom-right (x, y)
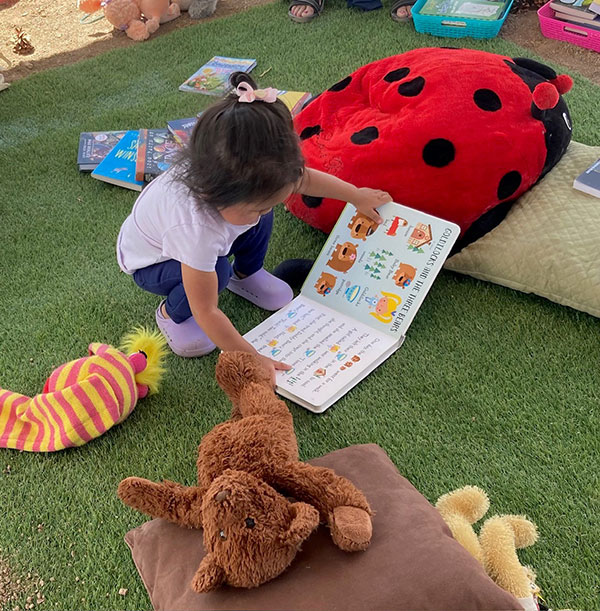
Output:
top-left (120, 327), bottom-right (168, 395)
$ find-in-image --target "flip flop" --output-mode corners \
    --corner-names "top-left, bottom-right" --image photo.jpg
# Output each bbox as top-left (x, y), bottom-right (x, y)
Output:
top-left (288, 0), bottom-right (324, 23)
top-left (390, 0), bottom-right (416, 21)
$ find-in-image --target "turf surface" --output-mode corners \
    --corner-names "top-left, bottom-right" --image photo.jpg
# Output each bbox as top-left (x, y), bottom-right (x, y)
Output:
top-left (0, 2), bottom-right (599, 609)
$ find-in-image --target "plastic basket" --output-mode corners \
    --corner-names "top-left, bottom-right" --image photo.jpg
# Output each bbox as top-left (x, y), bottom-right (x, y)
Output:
top-left (538, 1), bottom-right (600, 52)
top-left (412, 0), bottom-right (514, 38)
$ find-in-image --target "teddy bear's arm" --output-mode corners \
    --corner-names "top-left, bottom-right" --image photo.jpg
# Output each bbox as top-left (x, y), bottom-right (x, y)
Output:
top-left (118, 477), bottom-right (205, 529)
top-left (268, 462), bottom-right (373, 551)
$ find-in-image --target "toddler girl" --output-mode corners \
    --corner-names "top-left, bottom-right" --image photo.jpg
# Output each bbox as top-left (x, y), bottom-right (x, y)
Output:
top-left (117, 72), bottom-right (390, 379)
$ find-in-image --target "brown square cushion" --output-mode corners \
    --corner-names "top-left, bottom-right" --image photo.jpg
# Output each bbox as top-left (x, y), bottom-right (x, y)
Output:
top-left (124, 444), bottom-right (521, 611)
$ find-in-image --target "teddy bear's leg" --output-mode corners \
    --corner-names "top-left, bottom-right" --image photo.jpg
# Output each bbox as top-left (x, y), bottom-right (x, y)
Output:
top-left (126, 20), bottom-right (152, 40)
top-left (479, 515), bottom-right (538, 599)
top-left (118, 477), bottom-right (205, 529)
top-left (268, 462), bottom-right (372, 551)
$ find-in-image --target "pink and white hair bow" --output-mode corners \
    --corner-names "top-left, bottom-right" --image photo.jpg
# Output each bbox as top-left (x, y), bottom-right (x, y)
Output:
top-left (235, 82), bottom-right (278, 104)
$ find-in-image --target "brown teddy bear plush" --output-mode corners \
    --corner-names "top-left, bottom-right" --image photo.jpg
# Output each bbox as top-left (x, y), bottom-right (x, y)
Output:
top-left (118, 352), bottom-right (373, 593)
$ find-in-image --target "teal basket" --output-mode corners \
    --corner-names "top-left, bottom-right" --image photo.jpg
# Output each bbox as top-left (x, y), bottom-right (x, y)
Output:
top-left (412, 0), bottom-right (514, 38)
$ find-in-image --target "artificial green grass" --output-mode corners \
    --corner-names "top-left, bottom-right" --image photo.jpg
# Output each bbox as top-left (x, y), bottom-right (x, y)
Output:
top-left (1, 2), bottom-right (599, 609)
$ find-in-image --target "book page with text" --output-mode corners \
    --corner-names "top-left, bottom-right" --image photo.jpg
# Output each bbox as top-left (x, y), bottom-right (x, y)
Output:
top-left (244, 295), bottom-right (397, 411)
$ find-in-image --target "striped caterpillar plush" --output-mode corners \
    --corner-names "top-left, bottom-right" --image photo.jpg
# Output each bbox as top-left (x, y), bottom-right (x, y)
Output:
top-left (0, 328), bottom-right (167, 452)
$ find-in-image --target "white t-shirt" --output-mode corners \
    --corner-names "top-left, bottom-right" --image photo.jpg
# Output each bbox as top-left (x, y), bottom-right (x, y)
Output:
top-left (116, 169), bottom-right (257, 274)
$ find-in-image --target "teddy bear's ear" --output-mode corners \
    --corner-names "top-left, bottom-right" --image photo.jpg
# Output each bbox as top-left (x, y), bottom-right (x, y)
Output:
top-left (278, 502), bottom-right (320, 548)
top-left (191, 553), bottom-right (226, 593)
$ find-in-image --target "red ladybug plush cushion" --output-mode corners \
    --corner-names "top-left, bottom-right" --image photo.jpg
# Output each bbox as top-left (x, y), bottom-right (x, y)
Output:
top-left (287, 48), bottom-right (572, 243)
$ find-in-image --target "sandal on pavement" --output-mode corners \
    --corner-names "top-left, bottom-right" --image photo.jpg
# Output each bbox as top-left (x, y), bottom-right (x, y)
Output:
top-left (390, 0), bottom-right (416, 21)
top-left (288, 0), bottom-right (324, 23)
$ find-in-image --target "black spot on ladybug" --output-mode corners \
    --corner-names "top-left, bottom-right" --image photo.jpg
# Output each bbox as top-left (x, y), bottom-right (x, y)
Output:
top-left (474, 89), bottom-right (502, 112)
top-left (384, 68), bottom-right (410, 83)
top-left (302, 195), bottom-right (323, 208)
top-left (300, 125), bottom-right (322, 140)
top-left (350, 126), bottom-right (379, 145)
top-left (497, 171), bottom-right (522, 200)
top-left (398, 77), bottom-right (425, 97)
top-left (422, 139), bottom-right (455, 168)
top-left (329, 76), bottom-right (352, 92)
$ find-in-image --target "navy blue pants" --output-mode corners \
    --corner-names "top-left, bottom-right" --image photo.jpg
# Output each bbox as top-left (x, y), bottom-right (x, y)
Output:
top-left (132, 210), bottom-right (274, 323)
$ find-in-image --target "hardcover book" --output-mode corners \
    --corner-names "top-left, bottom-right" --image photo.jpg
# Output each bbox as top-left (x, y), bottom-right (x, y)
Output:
top-left (548, 0), bottom-right (597, 19)
top-left (166, 116), bottom-right (199, 147)
top-left (244, 202), bottom-right (460, 413)
top-left (91, 130), bottom-right (144, 192)
top-left (573, 157), bottom-right (600, 198)
top-left (277, 90), bottom-right (313, 117)
top-left (135, 129), bottom-right (180, 183)
top-left (77, 130), bottom-right (126, 171)
top-left (178, 56), bottom-right (257, 96)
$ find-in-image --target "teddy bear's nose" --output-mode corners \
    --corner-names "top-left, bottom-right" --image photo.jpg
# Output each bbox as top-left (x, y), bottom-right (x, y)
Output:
top-left (215, 489), bottom-right (231, 503)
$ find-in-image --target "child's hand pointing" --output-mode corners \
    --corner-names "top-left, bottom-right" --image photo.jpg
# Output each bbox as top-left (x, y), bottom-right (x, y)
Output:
top-left (350, 188), bottom-right (392, 224)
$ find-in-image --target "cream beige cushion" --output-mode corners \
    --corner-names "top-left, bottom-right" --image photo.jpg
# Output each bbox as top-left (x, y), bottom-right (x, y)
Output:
top-left (445, 141), bottom-right (600, 318)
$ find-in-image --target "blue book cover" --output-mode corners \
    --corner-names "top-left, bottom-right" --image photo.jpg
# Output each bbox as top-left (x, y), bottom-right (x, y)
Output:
top-left (91, 130), bottom-right (144, 192)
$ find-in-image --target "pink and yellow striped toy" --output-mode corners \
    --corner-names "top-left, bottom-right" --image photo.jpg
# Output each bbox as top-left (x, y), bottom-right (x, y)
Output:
top-left (0, 328), bottom-right (167, 452)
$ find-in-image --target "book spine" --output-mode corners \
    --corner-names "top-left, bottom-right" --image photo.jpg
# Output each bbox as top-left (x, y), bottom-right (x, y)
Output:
top-left (135, 129), bottom-right (148, 182)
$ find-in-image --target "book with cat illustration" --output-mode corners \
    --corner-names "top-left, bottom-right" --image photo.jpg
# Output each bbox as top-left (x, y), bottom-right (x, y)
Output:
top-left (244, 202), bottom-right (460, 413)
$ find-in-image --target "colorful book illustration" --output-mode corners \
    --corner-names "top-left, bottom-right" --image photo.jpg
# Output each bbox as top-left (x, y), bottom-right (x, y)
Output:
top-left (244, 202), bottom-right (460, 413)
top-left (167, 116), bottom-right (200, 147)
top-left (277, 90), bottom-right (313, 118)
top-left (91, 130), bottom-right (144, 192)
top-left (77, 130), bottom-right (126, 171)
top-left (420, 0), bottom-right (507, 19)
top-left (573, 157), bottom-right (600, 199)
top-left (178, 56), bottom-right (257, 96)
top-left (135, 128), bottom-right (180, 183)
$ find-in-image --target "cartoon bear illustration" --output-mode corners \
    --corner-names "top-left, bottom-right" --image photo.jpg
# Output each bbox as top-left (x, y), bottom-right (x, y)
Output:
top-left (348, 212), bottom-right (379, 241)
top-left (393, 264), bottom-right (417, 289)
top-left (327, 242), bottom-right (359, 273)
top-left (314, 272), bottom-right (337, 296)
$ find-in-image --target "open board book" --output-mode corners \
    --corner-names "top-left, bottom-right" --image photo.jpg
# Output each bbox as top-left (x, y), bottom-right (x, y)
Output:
top-left (244, 202), bottom-right (460, 413)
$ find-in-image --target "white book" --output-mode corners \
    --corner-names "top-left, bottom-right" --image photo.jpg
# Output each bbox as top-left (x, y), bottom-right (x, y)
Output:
top-left (244, 202), bottom-right (460, 413)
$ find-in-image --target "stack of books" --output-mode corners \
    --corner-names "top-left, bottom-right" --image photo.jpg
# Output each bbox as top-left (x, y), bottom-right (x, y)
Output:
top-left (549, 0), bottom-right (600, 30)
top-left (418, 0), bottom-right (509, 20)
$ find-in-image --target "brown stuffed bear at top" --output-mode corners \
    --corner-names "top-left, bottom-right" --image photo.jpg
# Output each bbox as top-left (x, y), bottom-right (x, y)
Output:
top-left (118, 352), bottom-right (373, 593)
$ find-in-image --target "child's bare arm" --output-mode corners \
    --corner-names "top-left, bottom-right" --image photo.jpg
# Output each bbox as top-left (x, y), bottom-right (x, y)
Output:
top-left (181, 264), bottom-right (289, 378)
top-left (297, 168), bottom-right (391, 223)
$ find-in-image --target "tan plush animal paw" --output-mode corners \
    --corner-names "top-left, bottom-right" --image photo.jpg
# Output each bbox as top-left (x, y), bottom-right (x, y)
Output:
top-left (436, 486), bottom-right (542, 611)
top-left (118, 351), bottom-right (372, 593)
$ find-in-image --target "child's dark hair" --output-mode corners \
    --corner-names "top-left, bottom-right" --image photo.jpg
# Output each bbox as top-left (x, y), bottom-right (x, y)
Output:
top-left (176, 72), bottom-right (305, 209)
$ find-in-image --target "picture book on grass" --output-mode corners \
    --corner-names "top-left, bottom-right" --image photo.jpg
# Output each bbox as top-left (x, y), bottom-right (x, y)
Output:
top-left (178, 56), bottom-right (256, 96)
top-left (77, 130), bottom-right (126, 171)
top-left (135, 128), bottom-right (180, 183)
top-left (91, 130), bottom-right (144, 192)
top-left (244, 202), bottom-right (460, 413)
